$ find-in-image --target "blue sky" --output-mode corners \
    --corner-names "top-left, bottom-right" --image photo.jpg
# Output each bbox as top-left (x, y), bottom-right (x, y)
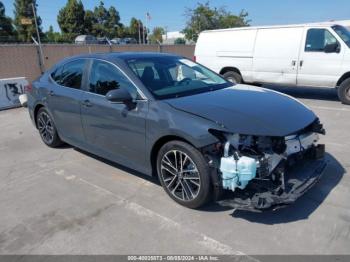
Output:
top-left (2, 0), bottom-right (350, 32)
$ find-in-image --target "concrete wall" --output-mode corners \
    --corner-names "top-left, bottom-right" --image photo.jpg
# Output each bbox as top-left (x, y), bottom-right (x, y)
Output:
top-left (0, 44), bottom-right (195, 82)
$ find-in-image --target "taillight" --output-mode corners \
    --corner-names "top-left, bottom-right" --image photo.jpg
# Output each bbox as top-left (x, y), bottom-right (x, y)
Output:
top-left (193, 56), bottom-right (196, 62)
top-left (24, 84), bottom-right (33, 93)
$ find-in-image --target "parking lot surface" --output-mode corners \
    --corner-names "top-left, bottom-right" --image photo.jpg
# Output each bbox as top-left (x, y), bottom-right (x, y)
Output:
top-left (0, 86), bottom-right (350, 255)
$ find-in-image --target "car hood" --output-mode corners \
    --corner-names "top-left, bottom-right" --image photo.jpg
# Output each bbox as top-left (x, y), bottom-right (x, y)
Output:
top-left (164, 85), bottom-right (317, 137)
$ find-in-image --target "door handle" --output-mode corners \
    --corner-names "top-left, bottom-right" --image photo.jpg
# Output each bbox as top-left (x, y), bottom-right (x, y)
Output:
top-left (300, 60), bottom-right (304, 67)
top-left (82, 99), bottom-right (93, 107)
top-left (291, 60), bottom-right (296, 66)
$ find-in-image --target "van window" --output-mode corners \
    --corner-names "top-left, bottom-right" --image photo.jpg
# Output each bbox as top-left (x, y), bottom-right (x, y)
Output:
top-left (332, 25), bottom-right (350, 48)
top-left (88, 60), bottom-right (140, 99)
top-left (52, 59), bottom-right (85, 89)
top-left (305, 29), bottom-right (338, 52)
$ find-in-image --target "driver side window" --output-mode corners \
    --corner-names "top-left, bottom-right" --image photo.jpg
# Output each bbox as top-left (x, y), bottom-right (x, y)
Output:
top-left (88, 60), bottom-right (140, 99)
top-left (305, 29), bottom-right (338, 52)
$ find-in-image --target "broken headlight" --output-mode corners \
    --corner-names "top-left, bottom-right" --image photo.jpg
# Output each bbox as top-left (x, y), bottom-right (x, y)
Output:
top-left (218, 131), bottom-right (321, 192)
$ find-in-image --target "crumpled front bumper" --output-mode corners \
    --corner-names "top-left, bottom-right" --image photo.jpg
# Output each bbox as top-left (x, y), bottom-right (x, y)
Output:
top-left (217, 158), bottom-right (327, 212)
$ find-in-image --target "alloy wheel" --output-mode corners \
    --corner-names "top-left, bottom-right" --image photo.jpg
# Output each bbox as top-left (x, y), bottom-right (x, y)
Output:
top-left (37, 111), bottom-right (55, 144)
top-left (160, 150), bottom-right (201, 201)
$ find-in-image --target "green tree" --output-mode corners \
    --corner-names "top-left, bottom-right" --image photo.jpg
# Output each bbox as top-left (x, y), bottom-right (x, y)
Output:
top-left (45, 25), bottom-right (66, 43)
top-left (182, 1), bottom-right (250, 42)
top-left (218, 9), bottom-right (250, 28)
top-left (84, 9), bottom-right (95, 34)
top-left (116, 24), bottom-right (126, 38)
top-left (91, 1), bottom-right (108, 37)
top-left (57, 0), bottom-right (85, 41)
top-left (0, 1), bottom-right (15, 40)
top-left (125, 17), bottom-right (145, 43)
top-left (106, 6), bottom-right (121, 38)
top-left (174, 37), bottom-right (186, 45)
top-left (13, 0), bottom-right (43, 42)
top-left (149, 27), bottom-right (164, 44)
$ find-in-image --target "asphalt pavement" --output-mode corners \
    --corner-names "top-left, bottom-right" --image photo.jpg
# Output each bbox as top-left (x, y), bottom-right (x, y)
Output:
top-left (0, 86), bottom-right (349, 255)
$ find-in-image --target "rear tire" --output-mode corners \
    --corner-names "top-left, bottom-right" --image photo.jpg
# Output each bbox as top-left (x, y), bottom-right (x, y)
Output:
top-left (222, 71), bottom-right (242, 84)
top-left (338, 78), bottom-right (350, 105)
top-left (36, 107), bottom-right (63, 148)
top-left (156, 141), bottom-right (211, 209)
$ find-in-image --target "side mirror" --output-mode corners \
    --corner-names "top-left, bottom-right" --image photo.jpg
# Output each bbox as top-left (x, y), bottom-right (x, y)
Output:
top-left (106, 88), bottom-right (132, 103)
top-left (324, 43), bottom-right (340, 53)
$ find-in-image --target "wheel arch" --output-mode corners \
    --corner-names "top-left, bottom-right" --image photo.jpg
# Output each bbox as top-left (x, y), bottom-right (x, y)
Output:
top-left (337, 72), bottom-right (350, 87)
top-left (219, 67), bottom-right (242, 77)
top-left (33, 103), bottom-right (45, 128)
top-left (150, 135), bottom-right (196, 176)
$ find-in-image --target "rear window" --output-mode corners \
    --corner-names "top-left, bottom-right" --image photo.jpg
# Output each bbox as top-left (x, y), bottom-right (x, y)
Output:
top-left (51, 59), bottom-right (85, 89)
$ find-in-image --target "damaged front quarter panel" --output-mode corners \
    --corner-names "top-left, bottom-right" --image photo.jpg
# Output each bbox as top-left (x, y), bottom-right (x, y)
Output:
top-left (205, 119), bottom-right (327, 212)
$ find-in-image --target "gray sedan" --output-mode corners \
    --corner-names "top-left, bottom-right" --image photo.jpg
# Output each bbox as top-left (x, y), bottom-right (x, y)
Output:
top-left (27, 52), bottom-right (327, 211)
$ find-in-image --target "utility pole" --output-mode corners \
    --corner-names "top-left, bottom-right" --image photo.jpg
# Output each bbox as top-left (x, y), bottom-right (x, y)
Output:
top-left (31, 2), bottom-right (45, 71)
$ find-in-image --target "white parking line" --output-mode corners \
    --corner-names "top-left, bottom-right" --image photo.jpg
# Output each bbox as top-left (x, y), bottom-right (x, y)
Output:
top-left (78, 177), bottom-right (259, 260)
top-left (310, 106), bottom-right (350, 112)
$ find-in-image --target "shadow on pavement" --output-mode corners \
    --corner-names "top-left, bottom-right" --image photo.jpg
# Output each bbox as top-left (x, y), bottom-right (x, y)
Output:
top-left (230, 153), bottom-right (344, 224)
top-left (74, 147), bottom-right (161, 185)
top-left (263, 85), bottom-right (339, 102)
top-left (74, 146), bottom-right (344, 223)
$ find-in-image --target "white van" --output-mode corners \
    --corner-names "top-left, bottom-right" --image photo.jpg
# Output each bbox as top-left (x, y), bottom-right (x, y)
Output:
top-left (195, 22), bottom-right (350, 104)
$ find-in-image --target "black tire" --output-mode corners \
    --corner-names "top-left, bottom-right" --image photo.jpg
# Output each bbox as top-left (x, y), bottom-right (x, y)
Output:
top-left (36, 107), bottom-right (63, 148)
top-left (156, 141), bottom-right (211, 209)
top-left (222, 71), bottom-right (242, 84)
top-left (338, 78), bottom-right (350, 105)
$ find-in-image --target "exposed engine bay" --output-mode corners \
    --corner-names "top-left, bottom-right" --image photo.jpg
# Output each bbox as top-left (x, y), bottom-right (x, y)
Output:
top-left (205, 119), bottom-right (327, 211)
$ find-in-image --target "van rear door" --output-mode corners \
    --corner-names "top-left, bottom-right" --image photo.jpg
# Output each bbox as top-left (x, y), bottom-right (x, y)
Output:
top-left (252, 27), bottom-right (303, 85)
top-left (297, 27), bottom-right (344, 87)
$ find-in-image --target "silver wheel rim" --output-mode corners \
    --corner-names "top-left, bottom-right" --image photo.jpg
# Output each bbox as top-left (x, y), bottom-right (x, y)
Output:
top-left (160, 150), bottom-right (201, 202)
top-left (37, 111), bottom-right (54, 144)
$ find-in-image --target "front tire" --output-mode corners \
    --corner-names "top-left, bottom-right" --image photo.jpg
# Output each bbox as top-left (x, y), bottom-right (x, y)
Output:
top-left (338, 78), bottom-right (350, 105)
top-left (36, 107), bottom-right (63, 147)
top-left (156, 141), bottom-right (211, 209)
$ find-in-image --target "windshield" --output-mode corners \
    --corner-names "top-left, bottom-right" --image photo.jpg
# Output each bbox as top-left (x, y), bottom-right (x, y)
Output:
top-left (332, 25), bottom-right (350, 48)
top-left (126, 56), bottom-right (231, 99)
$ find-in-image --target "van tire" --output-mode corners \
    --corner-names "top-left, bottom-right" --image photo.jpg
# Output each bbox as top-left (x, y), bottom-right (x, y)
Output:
top-left (222, 71), bottom-right (242, 84)
top-left (338, 78), bottom-right (350, 105)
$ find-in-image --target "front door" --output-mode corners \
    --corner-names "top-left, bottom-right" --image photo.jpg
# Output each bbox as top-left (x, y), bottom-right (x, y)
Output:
top-left (297, 27), bottom-right (344, 87)
top-left (81, 59), bottom-right (148, 169)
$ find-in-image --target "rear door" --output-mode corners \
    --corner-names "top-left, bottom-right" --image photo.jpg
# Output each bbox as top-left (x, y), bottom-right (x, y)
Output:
top-left (253, 27), bottom-right (303, 85)
top-left (297, 27), bottom-right (344, 87)
top-left (81, 59), bottom-right (148, 169)
top-left (48, 59), bottom-right (87, 145)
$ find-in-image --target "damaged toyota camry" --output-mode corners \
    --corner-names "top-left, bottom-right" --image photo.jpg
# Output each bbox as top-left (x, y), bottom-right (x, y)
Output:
top-left (27, 52), bottom-right (327, 211)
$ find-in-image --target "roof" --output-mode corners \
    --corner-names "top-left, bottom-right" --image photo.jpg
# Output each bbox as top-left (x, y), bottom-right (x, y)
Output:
top-left (66, 52), bottom-right (181, 61)
top-left (201, 21), bottom-right (347, 34)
